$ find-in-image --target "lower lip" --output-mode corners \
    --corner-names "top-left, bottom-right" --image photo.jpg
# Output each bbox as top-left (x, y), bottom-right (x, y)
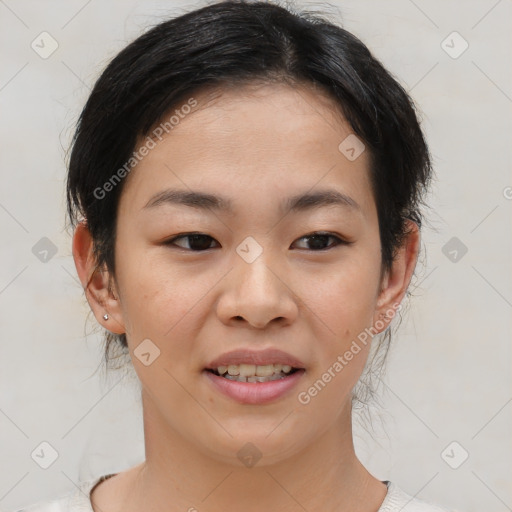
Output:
top-left (203, 370), bottom-right (305, 405)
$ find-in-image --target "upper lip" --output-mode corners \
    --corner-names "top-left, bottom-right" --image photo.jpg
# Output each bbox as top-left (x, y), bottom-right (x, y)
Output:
top-left (205, 348), bottom-right (305, 369)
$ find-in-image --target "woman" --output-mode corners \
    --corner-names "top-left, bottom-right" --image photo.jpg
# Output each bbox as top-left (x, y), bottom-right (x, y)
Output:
top-left (19, 1), bottom-right (452, 510)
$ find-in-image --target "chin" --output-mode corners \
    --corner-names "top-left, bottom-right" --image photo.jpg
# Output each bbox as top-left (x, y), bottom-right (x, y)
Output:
top-left (191, 419), bottom-right (313, 468)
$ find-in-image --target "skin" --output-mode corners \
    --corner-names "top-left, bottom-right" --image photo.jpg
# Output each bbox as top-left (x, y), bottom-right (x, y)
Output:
top-left (73, 82), bottom-right (420, 512)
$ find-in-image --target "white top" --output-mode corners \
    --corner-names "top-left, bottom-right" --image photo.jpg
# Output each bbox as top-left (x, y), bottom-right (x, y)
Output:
top-left (15, 475), bottom-right (453, 512)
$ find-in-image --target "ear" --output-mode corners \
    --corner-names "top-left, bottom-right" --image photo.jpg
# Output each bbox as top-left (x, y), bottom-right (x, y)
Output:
top-left (372, 220), bottom-right (420, 332)
top-left (72, 220), bottom-right (126, 335)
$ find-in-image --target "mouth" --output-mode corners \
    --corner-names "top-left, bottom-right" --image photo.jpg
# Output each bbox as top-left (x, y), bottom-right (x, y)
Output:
top-left (203, 348), bottom-right (306, 404)
top-left (205, 363), bottom-right (302, 383)
top-left (203, 363), bottom-right (305, 405)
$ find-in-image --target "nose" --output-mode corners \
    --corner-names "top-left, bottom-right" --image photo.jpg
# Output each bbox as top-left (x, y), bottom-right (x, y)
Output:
top-left (215, 252), bottom-right (299, 329)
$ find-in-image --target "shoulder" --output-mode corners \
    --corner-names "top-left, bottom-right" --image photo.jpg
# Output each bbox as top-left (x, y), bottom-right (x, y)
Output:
top-left (12, 474), bottom-right (111, 512)
top-left (379, 482), bottom-right (456, 512)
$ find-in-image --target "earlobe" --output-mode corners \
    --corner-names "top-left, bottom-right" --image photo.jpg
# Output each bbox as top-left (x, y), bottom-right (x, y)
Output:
top-left (72, 221), bottom-right (126, 334)
top-left (373, 220), bottom-right (420, 330)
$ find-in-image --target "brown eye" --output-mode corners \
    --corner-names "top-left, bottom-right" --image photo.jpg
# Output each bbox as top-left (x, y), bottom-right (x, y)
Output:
top-left (165, 234), bottom-right (219, 251)
top-left (292, 232), bottom-right (347, 251)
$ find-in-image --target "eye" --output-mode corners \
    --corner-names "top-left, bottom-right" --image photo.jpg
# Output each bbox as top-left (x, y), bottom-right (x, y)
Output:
top-left (163, 231), bottom-right (349, 252)
top-left (292, 232), bottom-right (348, 251)
top-left (164, 233), bottom-right (219, 251)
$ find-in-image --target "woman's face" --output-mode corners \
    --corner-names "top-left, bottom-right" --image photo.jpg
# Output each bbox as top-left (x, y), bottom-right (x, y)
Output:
top-left (90, 83), bottom-right (413, 465)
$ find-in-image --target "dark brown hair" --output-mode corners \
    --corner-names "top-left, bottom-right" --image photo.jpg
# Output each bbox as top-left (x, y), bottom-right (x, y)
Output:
top-left (66, 0), bottom-right (432, 376)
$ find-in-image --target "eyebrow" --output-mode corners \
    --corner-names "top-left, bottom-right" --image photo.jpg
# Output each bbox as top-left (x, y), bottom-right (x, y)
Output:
top-left (143, 188), bottom-right (360, 214)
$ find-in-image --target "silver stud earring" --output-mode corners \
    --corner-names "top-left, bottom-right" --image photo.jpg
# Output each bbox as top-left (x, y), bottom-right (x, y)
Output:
top-left (103, 313), bottom-right (109, 320)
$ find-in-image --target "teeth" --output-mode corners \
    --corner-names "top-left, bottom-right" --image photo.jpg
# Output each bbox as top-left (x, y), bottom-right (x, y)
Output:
top-left (239, 364), bottom-right (256, 377)
top-left (215, 363), bottom-right (296, 379)
top-left (233, 373), bottom-right (287, 383)
top-left (256, 365), bottom-right (274, 377)
top-left (227, 365), bottom-right (240, 376)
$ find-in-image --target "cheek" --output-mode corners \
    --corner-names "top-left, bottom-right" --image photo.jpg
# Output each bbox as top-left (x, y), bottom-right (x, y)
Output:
top-left (295, 247), bottom-right (381, 399)
top-left (301, 252), bottom-right (381, 338)
top-left (295, 272), bottom-right (376, 416)
top-left (116, 249), bottom-right (226, 370)
top-left (128, 282), bottom-right (202, 352)
top-left (113, 248), bottom-right (184, 345)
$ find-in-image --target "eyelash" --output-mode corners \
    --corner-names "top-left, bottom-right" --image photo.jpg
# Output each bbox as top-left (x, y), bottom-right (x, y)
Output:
top-left (163, 231), bottom-right (350, 252)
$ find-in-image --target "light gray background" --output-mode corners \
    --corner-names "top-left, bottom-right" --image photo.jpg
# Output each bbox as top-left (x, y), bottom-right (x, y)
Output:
top-left (1, 1), bottom-right (511, 511)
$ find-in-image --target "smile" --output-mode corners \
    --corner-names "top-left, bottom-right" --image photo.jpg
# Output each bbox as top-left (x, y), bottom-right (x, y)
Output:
top-left (203, 366), bottom-right (305, 404)
top-left (208, 363), bottom-right (298, 382)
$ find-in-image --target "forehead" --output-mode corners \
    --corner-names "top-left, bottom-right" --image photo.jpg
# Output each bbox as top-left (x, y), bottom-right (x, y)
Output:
top-left (169, 81), bottom-right (352, 154)
top-left (120, 82), bottom-right (375, 217)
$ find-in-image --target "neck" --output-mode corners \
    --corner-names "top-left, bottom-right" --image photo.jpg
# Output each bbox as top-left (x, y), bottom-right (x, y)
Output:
top-left (121, 390), bottom-right (386, 512)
